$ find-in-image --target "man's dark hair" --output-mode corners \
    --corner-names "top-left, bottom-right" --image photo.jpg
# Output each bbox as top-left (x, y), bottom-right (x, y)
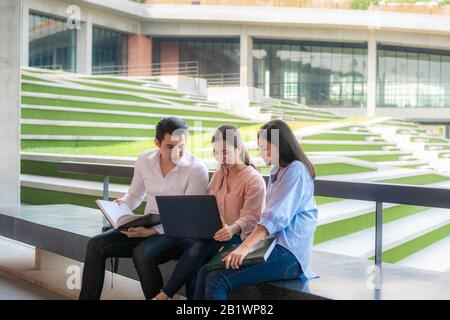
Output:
top-left (155, 117), bottom-right (189, 142)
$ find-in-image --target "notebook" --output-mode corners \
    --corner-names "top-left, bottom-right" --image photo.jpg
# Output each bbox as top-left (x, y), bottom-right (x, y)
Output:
top-left (95, 199), bottom-right (161, 231)
top-left (207, 237), bottom-right (277, 271)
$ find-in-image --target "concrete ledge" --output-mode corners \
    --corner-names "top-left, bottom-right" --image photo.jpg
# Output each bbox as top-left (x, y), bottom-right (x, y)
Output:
top-left (1, 204), bottom-right (450, 300)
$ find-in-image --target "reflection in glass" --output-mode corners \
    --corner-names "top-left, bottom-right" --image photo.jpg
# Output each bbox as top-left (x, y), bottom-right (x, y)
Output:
top-left (153, 38), bottom-right (240, 77)
top-left (28, 11), bottom-right (76, 71)
top-left (92, 26), bottom-right (128, 74)
top-left (377, 45), bottom-right (450, 108)
top-left (253, 39), bottom-right (368, 107)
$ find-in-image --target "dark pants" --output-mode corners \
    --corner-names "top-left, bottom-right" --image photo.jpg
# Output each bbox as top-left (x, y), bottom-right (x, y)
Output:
top-left (78, 229), bottom-right (191, 300)
top-left (162, 235), bottom-right (242, 299)
top-left (194, 245), bottom-right (302, 300)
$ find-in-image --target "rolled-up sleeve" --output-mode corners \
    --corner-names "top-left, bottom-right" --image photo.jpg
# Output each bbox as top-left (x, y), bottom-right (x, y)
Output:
top-left (152, 223), bottom-right (164, 235)
top-left (121, 158), bottom-right (146, 211)
top-left (258, 165), bottom-right (305, 236)
top-left (235, 175), bottom-right (266, 236)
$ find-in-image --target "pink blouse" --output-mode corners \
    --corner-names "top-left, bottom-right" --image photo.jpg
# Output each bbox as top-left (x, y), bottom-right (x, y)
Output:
top-left (208, 165), bottom-right (266, 239)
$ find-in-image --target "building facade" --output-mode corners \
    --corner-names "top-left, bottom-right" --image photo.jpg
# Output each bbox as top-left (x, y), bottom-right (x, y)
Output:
top-left (21, 0), bottom-right (450, 121)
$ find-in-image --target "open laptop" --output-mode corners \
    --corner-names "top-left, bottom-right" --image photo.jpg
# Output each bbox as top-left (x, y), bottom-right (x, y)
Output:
top-left (155, 195), bottom-right (222, 239)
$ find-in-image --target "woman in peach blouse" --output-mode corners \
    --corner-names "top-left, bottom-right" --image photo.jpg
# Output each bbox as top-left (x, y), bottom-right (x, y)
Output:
top-left (153, 124), bottom-right (266, 300)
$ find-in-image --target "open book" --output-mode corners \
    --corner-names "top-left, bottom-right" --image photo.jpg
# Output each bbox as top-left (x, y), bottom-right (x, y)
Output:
top-left (95, 200), bottom-right (161, 231)
top-left (207, 237), bottom-right (277, 271)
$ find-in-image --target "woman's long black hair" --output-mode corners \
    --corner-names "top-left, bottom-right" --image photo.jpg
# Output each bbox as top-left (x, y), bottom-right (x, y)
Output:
top-left (211, 124), bottom-right (254, 168)
top-left (257, 119), bottom-right (316, 179)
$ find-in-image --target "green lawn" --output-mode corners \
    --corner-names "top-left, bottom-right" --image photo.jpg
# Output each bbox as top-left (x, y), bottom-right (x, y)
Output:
top-left (21, 96), bottom-right (247, 120)
top-left (369, 224), bottom-right (450, 264)
top-left (315, 162), bottom-right (374, 176)
top-left (21, 140), bottom-right (155, 157)
top-left (21, 187), bottom-right (146, 214)
top-left (314, 172), bottom-right (449, 244)
top-left (396, 164), bottom-right (423, 169)
top-left (315, 196), bottom-right (342, 205)
top-left (382, 121), bottom-right (418, 128)
top-left (21, 109), bottom-right (244, 129)
top-left (352, 154), bottom-right (407, 162)
top-left (71, 81), bottom-right (184, 98)
top-left (22, 125), bottom-right (156, 138)
top-left (426, 145), bottom-right (450, 150)
top-left (276, 110), bottom-right (342, 120)
top-left (82, 77), bottom-right (163, 86)
top-left (22, 75), bottom-right (52, 83)
top-left (22, 83), bottom-right (164, 104)
top-left (270, 115), bottom-right (329, 122)
top-left (303, 133), bottom-right (378, 142)
top-left (302, 143), bottom-right (388, 152)
top-left (379, 174), bottom-right (449, 185)
top-left (21, 132), bottom-right (215, 156)
top-left (256, 162), bottom-right (374, 177)
top-left (164, 97), bottom-right (198, 106)
top-left (21, 160), bottom-right (133, 185)
top-left (314, 205), bottom-right (427, 245)
top-left (333, 126), bottom-right (368, 132)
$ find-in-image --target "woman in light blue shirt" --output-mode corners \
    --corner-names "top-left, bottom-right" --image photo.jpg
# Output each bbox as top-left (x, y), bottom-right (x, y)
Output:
top-left (194, 119), bottom-right (319, 300)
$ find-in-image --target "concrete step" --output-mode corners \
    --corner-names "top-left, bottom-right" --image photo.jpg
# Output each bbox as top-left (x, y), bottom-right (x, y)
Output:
top-left (395, 236), bottom-right (450, 273)
top-left (20, 174), bottom-right (128, 199)
top-left (314, 208), bottom-right (450, 258)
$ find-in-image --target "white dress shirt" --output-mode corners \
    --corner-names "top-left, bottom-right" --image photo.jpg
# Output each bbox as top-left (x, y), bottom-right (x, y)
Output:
top-left (121, 149), bottom-right (209, 234)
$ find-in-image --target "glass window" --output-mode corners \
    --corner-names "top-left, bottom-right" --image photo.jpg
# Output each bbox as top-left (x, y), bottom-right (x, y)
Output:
top-left (252, 39), bottom-right (367, 107)
top-left (153, 38), bottom-right (240, 79)
top-left (28, 11), bottom-right (76, 72)
top-left (377, 45), bottom-right (450, 108)
top-left (92, 26), bottom-right (128, 75)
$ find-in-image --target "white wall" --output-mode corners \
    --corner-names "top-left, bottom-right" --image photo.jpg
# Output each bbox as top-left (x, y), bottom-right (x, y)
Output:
top-left (158, 75), bottom-right (208, 97)
top-left (207, 86), bottom-right (270, 121)
top-left (0, 0), bottom-right (21, 216)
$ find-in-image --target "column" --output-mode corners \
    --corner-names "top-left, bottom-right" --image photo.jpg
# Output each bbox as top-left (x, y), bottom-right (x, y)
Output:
top-left (21, 1), bottom-right (29, 67)
top-left (240, 32), bottom-right (253, 87)
top-left (128, 34), bottom-right (152, 76)
top-left (0, 0), bottom-right (21, 216)
top-left (367, 30), bottom-right (377, 117)
top-left (159, 41), bottom-right (179, 76)
top-left (76, 17), bottom-right (92, 74)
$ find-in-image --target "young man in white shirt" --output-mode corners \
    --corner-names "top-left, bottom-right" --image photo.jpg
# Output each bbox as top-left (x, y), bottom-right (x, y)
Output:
top-left (79, 117), bottom-right (209, 300)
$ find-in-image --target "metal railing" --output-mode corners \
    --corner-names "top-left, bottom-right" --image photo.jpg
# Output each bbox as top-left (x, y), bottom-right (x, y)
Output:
top-left (58, 161), bottom-right (450, 268)
top-left (200, 73), bottom-right (241, 86)
top-left (27, 64), bottom-right (63, 71)
top-left (91, 61), bottom-right (199, 77)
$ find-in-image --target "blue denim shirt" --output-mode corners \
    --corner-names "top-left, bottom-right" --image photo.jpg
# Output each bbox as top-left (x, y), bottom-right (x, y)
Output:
top-left (258, 160), bottom-right (319, 280)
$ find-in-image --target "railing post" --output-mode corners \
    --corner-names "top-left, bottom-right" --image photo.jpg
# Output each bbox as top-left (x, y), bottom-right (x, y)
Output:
top-left (375, 201), bottom-right (383, 267)
top-left (103, 175), bottom-right (109, 201)
top-left (102, 175), bottom-right (110, 228)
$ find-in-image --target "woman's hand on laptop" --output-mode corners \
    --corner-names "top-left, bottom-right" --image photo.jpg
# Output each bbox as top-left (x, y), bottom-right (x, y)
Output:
top-left (121, 227), bottom-right (157, 238)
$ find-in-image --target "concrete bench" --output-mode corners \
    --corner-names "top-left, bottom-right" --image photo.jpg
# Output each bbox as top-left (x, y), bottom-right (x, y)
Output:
top-left (2, 161), bottom-right (450, 299)
top-left (1, 203), bottom-right (450, 300)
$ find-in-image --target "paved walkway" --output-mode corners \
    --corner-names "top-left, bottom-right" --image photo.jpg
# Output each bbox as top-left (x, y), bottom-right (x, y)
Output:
top-left (0, 271), bottom-right (62, 300)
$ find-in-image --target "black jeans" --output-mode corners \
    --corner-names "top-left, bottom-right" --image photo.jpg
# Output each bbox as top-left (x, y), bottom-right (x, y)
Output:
top-left (78, 229), bottom-right (190, 300)
top-left (162, 235), bottom-right (242, 299)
